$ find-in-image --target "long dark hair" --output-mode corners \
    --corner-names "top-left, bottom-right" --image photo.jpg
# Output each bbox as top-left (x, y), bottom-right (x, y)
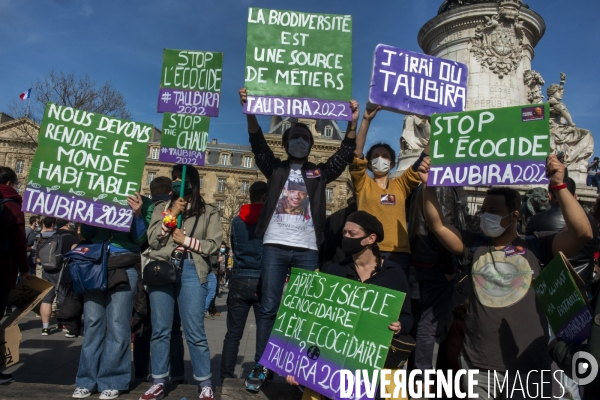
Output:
top-left (358, 226), bottom-right (383, 277)
top-left (172, 164), bottom-right (206, 218)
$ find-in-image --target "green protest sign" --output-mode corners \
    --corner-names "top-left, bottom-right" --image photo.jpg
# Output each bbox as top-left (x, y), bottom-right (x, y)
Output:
top-left (532, 252), bottom-right (592, 344)
top-left (428, 104), bottom-right (550, 186)
top-left (259, 268), bottom-right (405, 399)
top-left (158, 49), bottom-right (223, 117)
top-left (159, 113), bottom-right (209, 166)
top-left (23, 102), bottom-right (152, 231)
top-left (244, 7), bottom-right (353, 120)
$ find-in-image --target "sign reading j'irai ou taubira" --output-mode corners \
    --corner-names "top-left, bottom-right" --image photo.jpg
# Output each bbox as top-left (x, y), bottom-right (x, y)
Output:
top-left (260, 268), bottom-right (405, 400)
top-left (368, 44), bottom-right (468, 117)
top-left (159, 112), bottom-right (209, 166)
top-left (22, 103), bottom-right (152, 232)
top-left (532, 252), bottom-right (593, 344)
top-left (244, 7), bottom-right (353, 121)
top-left (428, 103), bottom-right (551, 186)
top-left (158, 49), bottom-right (223, 117)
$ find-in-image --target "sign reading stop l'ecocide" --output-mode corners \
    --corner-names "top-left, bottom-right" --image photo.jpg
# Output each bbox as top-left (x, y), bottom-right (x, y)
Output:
top-left (158, 49), bottom-right (223, 117)
top-left (22, 103), bottom-right (151, 231)
top-left (368, 44), bottom-right (468, 117)
top-left (428, 104), bottom-right (550, 186)
top-left (244, 8), bottom-right (353, 120)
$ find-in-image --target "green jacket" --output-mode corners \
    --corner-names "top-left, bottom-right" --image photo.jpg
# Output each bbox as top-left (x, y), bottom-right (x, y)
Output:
top-left (550, 280), bottom-right (600, 395)
top-left (147, 202), bottom-right (222, 284)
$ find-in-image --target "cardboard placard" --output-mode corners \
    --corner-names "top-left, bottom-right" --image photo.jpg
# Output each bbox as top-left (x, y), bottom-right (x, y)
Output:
top-left (22, 103), bottom-right (152, 231)
top-left (428, 104), bottom-right (550, 186)
top-left (368, 44), bottom-right (468, 117)
top-left (259, 268), bottom-right (405, 399)
top-left (532, 252), bottom-right (592, 344)
top-left (157, 49), bottom-right (223, 117)
top-left (243, 7), bottom-right (353, 120)
top-left (159, 113), bottom-right (209, 166)
top-left (1, 277), bottom-right (53, 369)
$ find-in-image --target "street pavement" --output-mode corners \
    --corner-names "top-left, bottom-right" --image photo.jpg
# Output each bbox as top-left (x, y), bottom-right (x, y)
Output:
top-left (0, 286), bottom-right (302, 400)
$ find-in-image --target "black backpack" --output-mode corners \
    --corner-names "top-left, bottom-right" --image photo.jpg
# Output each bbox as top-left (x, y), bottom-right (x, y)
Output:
top-left (37, 233), bottom-right (65, 272)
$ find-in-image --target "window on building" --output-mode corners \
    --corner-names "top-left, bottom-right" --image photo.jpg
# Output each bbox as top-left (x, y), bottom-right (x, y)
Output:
top-left (241, 180), bottom-right (250, 195)
top-left (326, 209), bottom-right (332, 216)
top-left (243, 156), bottom-right (253, 168)
top-left (147, 172), bottom-right (156, 185)
top-left (324, 125), bottom-right (333, 138)
top-left (216, 200), bottom-right (224, 214)
top-left (199, 176), bottom-right (203, 190)
top-left (326, 187), bottom-right (334, 202)
top-left (15, 159), bottom-right (24, 174)
top-left (220, 153), bottom-right (230, 165)
top-left (217, 178), bottom-right (226, 193)
top-left (151, 147), bottom-right (160, 160)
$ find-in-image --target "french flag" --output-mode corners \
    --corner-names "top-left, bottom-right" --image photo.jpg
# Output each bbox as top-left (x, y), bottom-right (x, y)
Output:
top-left (19, 89), bottom-right (31, 100)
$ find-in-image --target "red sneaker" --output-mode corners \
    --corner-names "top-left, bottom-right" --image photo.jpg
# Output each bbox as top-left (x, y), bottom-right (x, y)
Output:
top-left (139, 383), bottom-right (165, 400)
top-left (199, 386), bottom-right (214, 400)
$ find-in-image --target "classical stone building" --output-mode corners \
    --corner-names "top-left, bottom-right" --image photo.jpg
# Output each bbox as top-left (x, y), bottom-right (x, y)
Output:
top-left (0, 113), bottom-right (38, 194)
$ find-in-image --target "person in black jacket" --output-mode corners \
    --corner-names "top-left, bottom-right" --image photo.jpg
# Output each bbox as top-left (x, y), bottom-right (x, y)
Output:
top-left (239, 88), bottom-right (359, 392)
top-left (526, 178), bottom-right (599, 297)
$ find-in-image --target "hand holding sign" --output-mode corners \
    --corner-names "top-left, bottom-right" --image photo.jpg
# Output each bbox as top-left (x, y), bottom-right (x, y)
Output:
top-left (546, 154), bottom-right (566, 186)
top-left (239, 87), bottom-right (248, 106)
top-left (127, 192), bottom-right (143, 217)
top-left (171, 197), bottom-right (187, 218)
top-left (363, 106), bottom-right (381, 123)
top-left (418, 156), bottom-right (431, 184)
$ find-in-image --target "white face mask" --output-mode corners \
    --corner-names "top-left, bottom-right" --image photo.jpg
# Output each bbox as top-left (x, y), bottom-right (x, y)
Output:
top-left (480, 212), bottom-right (513, 238)
top-left (371, 157), bottom-right (391, 174)
top-left (287, 138), bottom-right (310, 159)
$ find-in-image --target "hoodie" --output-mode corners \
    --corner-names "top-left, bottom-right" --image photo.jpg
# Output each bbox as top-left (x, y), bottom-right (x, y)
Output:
top-left (230, 203), bottom-right (264, 277)
top-left (0, 185), bottom-right (28, 288)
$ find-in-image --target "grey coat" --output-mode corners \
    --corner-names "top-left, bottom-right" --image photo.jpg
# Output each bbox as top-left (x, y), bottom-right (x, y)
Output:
top-left (147, 202), bottom-right (223, 284)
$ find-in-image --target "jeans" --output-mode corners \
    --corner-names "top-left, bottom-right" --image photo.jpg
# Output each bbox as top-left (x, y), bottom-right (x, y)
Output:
top-left (133, 301), bottom-right (185, 380)
top-left (587, 175), bottom-right (595, 187)
top-left (256, 244), bottom-right (318, 363)
top-left (220, 277), bottom-right (260, 381)
top-left (413, 265), bottom-right (455, 372)
top-left (148, 259), bottom-right (211, 382)
top-left (205, 272), bottom-right (217, 313)
top-left (75, 267), bottom-right (137, 391)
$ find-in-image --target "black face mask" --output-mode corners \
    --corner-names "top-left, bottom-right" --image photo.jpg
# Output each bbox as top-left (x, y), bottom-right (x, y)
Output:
top-left (342, 236), bottom-right (369, 255)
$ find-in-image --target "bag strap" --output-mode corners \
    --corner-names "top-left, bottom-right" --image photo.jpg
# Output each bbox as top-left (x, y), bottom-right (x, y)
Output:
top-left (178, 215), bottom-right (201, 269)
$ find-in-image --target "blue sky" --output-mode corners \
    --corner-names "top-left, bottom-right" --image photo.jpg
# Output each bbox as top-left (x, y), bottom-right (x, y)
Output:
top-left (1, 0), bottom-right (598, 158)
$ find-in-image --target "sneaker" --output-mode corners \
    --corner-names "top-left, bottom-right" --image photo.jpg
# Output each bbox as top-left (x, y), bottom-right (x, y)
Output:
top-left (72, 388), bottom-right (92, 398)
top-left (213, 311), bottom-right (221, 317)
top-left (244, 363), bottom-right (269, 392)
top-left (42, 328), bottom-right (50, 336)
top-left (0, 372), bottom-right (14, 385)
top-left (65, 331), bottom-right (79, 338)
top-left (99, 390), bottom-right (121, 399)
top-left (204, 311), bottom-right (214, 320)
top-left (140, 383), bottom-right (165, 400)
top-left (199, 386), bottom-right (214, 400)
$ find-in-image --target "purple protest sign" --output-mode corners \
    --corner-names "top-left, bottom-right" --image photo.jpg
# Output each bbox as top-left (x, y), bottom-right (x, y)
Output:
top-left (428, 161), bottom-right (550, 186)
top-left (22, 187), bottom-right (133, 232)
top-left (157, 88), bottom-right (220, 117)
top-left (159, 147), bottom-right (205, 166)
top-left (243, 95), bottom-right (353, 121)
top-left (368, 44), bottom-right (468, 117)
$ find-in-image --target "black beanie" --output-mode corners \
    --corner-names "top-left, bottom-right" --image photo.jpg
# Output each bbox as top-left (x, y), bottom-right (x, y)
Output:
top-left (56, 219), bottom-right (70, 229)
top-left (346, 211), bottom-right (384, 242)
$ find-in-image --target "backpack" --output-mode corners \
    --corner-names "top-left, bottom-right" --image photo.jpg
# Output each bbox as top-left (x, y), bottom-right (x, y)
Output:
top-left (37, 233), bottom-right (65, 272)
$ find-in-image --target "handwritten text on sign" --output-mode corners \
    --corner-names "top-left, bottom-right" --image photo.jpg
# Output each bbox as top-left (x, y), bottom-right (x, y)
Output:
top-left (158, 49), bottom-right (223, 117)
top-left (368, 44), bottom-right (468, 117)
top-left (428, 104), bottom-right (550, 186)
top-left (260, 269), bottom-right (404, 399)
top-left (159, 113), bottom-right (209, 166)
top-left (244, 8), bottom-right (352, 120)
top-left (533, 253), bottom-right (592, 344)
top-left (22, 103), bottom-right (151, 232)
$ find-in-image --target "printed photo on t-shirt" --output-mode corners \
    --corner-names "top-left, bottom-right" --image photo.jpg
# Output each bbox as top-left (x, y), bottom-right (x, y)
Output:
top-left (273, 169), bottom-right (312, 224)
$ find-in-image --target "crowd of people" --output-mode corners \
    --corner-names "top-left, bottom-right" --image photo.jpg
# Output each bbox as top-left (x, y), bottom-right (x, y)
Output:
top-left (1, 88), bottom-right (600, 400)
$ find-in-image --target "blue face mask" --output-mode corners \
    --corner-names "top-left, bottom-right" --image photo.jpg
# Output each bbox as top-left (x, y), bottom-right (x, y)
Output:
top-left (220, 248), bottom-right (226, 253)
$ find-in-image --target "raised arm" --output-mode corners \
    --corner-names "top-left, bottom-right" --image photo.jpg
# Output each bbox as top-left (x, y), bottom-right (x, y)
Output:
top-left (239, 88), bottom-right (260, 134)
top-left (549, 155), bottom-right (593, 257)
top-left (322, 100), bottom-right (359, 184)
top-left (354, 106), bottom-right (381, 158)
top-left (420, 157), bottom-right (464, 256)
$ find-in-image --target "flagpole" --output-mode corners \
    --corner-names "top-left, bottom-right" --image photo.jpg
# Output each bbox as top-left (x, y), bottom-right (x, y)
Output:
top-left (26, 97), bottom-right (30, 119)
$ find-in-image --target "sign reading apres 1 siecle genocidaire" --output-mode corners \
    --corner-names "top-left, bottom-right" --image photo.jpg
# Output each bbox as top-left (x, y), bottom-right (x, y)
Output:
top-left (428, 104), bottom-right (550, 186)
top-left (22, 103), bottom-right (152, 232)
top-left (159, 112), bottom-right (209, 166)
top-left (243, 7), bottom-right (353, 121)
top-left (158, 48), bottom-right (223, 117)
top-left (260, 268), bottom-right (405, 400)
top-left (368, 44), bottom-right (468, 117)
